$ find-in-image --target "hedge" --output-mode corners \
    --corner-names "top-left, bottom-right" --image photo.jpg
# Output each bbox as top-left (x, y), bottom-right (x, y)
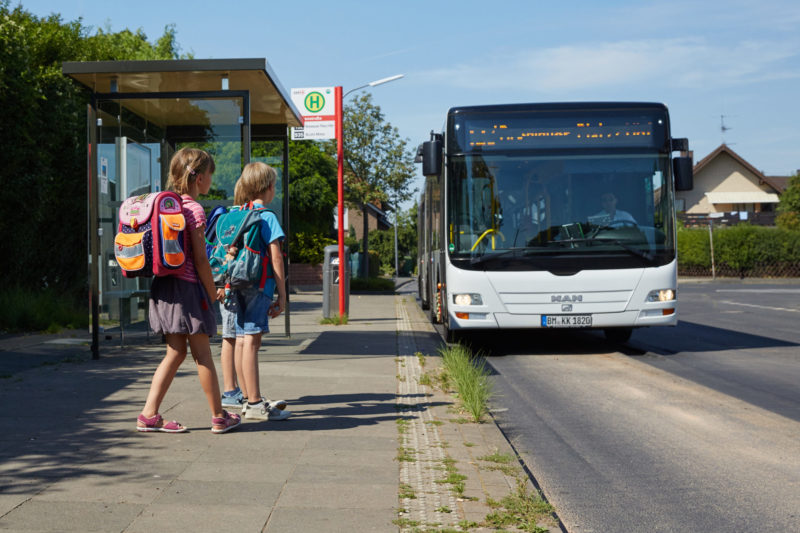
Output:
top-left (678, 225), bottom-right (800, 276)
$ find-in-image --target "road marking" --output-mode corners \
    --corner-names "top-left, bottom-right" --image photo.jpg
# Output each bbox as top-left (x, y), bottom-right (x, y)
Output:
top-left (716, 289), bottom-right (800, 293)
top-left (718, 300), bottom-right (800, 313)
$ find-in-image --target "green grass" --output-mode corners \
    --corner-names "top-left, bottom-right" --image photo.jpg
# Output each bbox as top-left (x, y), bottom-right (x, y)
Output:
top-left (0, 288), bottom-right (88, 333)
top-left (438, 343), bottom-right (493, 422)
top-left (320, 313), bottom-right (348, 325)
top-left (396, 446), bottom-right (417, 462)
top-left (484, 479), bottom-right (555, 533)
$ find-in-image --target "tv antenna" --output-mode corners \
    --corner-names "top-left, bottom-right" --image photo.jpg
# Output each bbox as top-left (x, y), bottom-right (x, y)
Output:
top-left (720, 115), bottom-right (735, 145)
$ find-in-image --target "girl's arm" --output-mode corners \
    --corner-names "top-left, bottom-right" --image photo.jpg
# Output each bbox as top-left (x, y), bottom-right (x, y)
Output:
top-left (268, 240), bottom-right (286, 318)
top-left (189, 226), bottom-right (218, 302)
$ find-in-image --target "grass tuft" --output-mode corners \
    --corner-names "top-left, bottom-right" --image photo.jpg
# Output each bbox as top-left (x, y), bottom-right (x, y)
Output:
top-left (320, 313), bottom-right (348, 325)
top-left (483, 479), bottom-right (555, 533)
top-left (438, 343), bottom-right (493, 422)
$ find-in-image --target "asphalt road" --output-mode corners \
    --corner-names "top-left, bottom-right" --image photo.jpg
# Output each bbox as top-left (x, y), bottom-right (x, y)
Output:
top-left (439, 280), bottom-right (800, 533)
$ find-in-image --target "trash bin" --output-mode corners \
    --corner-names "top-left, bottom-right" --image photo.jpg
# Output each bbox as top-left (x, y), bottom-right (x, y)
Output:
top-left (323, 244), bottom-right (350, 319)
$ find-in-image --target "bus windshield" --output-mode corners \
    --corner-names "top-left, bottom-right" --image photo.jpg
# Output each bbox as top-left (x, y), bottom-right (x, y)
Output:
top-left (447, 151), bottom-right (676, 269)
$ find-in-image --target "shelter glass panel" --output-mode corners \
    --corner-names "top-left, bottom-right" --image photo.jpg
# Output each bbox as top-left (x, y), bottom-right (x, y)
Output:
top-left (94, 95), bottom-right (245, 325)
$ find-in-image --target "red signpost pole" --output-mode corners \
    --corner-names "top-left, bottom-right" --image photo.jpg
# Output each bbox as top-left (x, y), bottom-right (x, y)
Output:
top-left (335, 86), bottom-right (346, 319)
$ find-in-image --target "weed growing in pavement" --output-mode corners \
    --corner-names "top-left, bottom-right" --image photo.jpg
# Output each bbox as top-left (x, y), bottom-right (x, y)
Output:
top-left (418, 372), bottom-right (433, 386)
top-left (484, 479), bottom-right (555, 533)
top-left (397, 418), bottom-right (410, 434)
top-left (478, 450), bottom-right (514, 464)
top-left (399, 483), bottom-right (417, 499)
top-left (416, 351), bottom-right (426, 367)
top-left (319, 313), bottom-right (348, 325)
top-left (438, 343), bottom-right (493, 422)
top-left (396, 446), bottom-right (417, 462)
top-left (392, 516), bottom-right (420, 528)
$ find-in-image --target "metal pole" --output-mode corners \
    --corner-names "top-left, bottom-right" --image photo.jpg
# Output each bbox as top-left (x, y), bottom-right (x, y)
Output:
top-left (336, 86), bottom-right (346, 318)
top-left (394, 193), bottom-right (399, 279)
top-left (88, 102), bottom-right (99, 359)
top-left (709, 219), bottom-right (716, 279)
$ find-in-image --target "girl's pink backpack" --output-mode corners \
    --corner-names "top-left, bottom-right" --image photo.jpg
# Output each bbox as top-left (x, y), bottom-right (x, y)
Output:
top-left (114, 191), bottom-right (186, 278)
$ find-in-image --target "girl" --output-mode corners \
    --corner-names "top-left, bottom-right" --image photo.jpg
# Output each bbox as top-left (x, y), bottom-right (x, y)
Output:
top-left (136, 148), bottom-right (241, 434)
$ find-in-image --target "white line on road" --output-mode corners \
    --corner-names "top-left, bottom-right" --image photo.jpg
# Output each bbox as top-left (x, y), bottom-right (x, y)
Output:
top-left (718, 300), bottom-right (800, 313)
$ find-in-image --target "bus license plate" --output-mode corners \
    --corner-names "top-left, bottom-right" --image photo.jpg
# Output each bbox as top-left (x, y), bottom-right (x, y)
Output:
top-left (541, 315), bottom-right (592, 328)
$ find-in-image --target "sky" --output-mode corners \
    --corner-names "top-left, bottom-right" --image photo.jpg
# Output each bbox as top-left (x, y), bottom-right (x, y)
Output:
top-left (17, 0), bottom-right (800, 210)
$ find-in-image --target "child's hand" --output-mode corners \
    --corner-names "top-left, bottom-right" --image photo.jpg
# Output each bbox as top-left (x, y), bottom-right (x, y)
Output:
top-left (224, 245), bottom-right (238, 263)
top-left (216, 288), bottom-right (225, 301)
top-left (268, 300), bottom-right (283, 318)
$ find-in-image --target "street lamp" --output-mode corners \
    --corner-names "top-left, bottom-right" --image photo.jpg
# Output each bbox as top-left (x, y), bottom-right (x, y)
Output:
top-left (335, 74), bottom-right (404, 317)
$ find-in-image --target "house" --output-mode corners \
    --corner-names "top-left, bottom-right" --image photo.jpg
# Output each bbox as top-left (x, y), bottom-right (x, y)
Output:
top-left (676, 144), bottom-right (789, 217)
top-left (343, 202), bottom-right (393, 241)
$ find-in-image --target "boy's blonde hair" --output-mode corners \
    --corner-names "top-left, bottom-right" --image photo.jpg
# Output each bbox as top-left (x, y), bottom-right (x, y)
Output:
top-left (237, 162), bottom-right (277, 204)
top-left (167, 148), bottom-right (215, 195)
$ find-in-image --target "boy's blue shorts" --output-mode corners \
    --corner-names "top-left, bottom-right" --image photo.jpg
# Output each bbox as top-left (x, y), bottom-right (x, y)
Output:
top-left (234, 287), bottom-right (271, 336)
top-left (220, 302), bottom-right (236, 339)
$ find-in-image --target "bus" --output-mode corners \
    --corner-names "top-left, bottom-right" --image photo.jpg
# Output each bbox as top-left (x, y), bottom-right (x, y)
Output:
top-left (416, 102), bottom-right (693, 343)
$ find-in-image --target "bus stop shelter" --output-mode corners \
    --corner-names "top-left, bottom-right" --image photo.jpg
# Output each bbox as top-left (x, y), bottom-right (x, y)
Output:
top-left (62, 58), bottom-right (303, 358)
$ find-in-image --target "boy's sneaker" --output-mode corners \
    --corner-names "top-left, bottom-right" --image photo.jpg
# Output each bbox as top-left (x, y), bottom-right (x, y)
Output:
top-left (241, 397), bottom-right (286, 416)
top-left (221, 388), bottom-right (244, 410)
top-left (268, 399), bottom-right (288, 411)
top-left (244, 399), bottom-right (292, 421)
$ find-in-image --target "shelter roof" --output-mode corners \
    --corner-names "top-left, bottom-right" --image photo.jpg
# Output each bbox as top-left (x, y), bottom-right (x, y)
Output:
top-left (62, 58), bottom-right (302, 127)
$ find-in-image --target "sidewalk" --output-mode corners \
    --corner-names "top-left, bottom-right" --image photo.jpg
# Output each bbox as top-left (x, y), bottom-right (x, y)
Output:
top-left (0, 284), bottom-right (550, 532)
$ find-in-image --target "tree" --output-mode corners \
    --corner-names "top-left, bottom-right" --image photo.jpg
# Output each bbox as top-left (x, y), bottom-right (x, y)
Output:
top-left (339, 93), bottom-right (417, 277)
top-left (776, 173), bottom-right (800, 230)
top-left (0, 3), bottom-right (183, 296)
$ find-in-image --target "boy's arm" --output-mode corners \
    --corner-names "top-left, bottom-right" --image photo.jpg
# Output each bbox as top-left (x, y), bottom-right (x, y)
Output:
top-left (268, 239), bottom-right (286, 318)
top-left (190, 226), bottom-right (218, 302)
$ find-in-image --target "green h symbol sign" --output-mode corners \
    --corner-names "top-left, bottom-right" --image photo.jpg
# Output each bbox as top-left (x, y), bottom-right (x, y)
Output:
top-left (304, 92), bottom-right (325, 113)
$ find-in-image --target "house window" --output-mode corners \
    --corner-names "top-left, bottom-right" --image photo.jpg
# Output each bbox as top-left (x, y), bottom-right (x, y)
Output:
top-left (675, 198), bottom-right (685, 212)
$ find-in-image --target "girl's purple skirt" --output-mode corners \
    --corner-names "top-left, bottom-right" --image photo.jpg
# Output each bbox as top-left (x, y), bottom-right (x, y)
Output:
top-left (149, 277), bottom-right (216, 337)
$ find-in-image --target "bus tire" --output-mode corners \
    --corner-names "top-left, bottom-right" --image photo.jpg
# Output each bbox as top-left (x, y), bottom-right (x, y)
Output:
top-left (604, 328), bottom-right (633, 343)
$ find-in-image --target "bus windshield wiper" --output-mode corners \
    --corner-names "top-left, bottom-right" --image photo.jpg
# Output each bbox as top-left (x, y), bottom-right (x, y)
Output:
top-left (554, 237), bottom-right (656, 263)
top-left (469, 247), bottom-right (531, 267)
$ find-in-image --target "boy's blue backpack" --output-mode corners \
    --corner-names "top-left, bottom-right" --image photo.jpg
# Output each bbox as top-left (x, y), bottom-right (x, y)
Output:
top-left (204, 205), bottom-right (229, 258)
top-left (208, 203), bottom-right (273, 291)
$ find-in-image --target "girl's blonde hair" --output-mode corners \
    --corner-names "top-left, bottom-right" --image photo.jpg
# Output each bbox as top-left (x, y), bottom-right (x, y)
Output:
top-left (167, 148), bottom-right (215, 195)
top-left (236, 162), bottom-right (277, 204)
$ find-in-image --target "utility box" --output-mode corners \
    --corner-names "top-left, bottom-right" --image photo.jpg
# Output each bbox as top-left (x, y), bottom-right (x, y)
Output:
top-left (323, 244), bottom-right (350, 319)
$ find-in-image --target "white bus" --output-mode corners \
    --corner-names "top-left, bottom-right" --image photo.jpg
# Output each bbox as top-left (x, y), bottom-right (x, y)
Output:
top-left (417, 102), bottom-right (693, 343)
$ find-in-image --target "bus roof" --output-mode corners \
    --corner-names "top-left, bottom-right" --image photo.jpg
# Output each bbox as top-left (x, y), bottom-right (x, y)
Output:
top-left (447, 102), bottom-right (668, 116)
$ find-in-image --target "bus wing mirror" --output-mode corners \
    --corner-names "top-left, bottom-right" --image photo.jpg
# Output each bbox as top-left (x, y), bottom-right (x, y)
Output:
top-left (422, 139), bottom-right (443, 176)
top-left (414, 143), bottom-right (424, 163)
top-left (671, 138), bottom-right (689, 152)
top-left (673, 156), bottom-right (693, 191)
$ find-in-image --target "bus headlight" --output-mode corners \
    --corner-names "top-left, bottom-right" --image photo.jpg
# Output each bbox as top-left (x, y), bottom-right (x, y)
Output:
top-left (647, 289), bottom-right (675, 302)
top-left (453, 293), bottom-right (483, 306)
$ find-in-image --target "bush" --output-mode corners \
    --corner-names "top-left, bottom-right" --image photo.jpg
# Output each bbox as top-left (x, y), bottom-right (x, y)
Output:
top-left (678, 224), bottom-right (800, 275)
top-left (776, 211), bottom-right (800, 231)
top-left (677, 227), bottom-right (711, 267)
top-left (0, 288), bottom-right (88, 333)
top-left (350, 277), bottom-right (395, 292)
top-left (289, 232), bottom-right (335, 264)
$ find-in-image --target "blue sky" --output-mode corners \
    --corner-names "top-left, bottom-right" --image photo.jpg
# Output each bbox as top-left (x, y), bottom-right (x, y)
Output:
top-left (18, 0), bottom-right (800, 209)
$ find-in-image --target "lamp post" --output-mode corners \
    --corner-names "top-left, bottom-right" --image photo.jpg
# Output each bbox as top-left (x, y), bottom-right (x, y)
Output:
top-left (335, 74), bottom-right (404, 318)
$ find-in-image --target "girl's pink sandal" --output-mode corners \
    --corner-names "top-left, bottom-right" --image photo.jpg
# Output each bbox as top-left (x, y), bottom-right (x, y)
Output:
top-left (136, 413), bottom-right (187, 433)
top-left (211, 410), bottom-right (241, 434)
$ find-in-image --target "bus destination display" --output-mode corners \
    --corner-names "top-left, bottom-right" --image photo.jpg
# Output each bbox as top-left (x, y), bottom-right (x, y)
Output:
top-left (462, 118), bottom-right (659, 150)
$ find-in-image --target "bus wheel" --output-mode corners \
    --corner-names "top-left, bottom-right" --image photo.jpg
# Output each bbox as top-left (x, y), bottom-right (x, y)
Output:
top-left (604, 328), bottom-right (633, 343)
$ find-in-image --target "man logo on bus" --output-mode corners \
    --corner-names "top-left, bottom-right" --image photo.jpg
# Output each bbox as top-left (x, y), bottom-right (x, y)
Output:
top-left (552, 294), bottom-right (583, 302)
top-left (304, 92), bottom-right (325, 114)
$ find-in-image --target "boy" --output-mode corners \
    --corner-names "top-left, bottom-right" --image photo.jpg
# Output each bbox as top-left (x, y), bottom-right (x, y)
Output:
top-left (227, 162), bottom-right (290, 421)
